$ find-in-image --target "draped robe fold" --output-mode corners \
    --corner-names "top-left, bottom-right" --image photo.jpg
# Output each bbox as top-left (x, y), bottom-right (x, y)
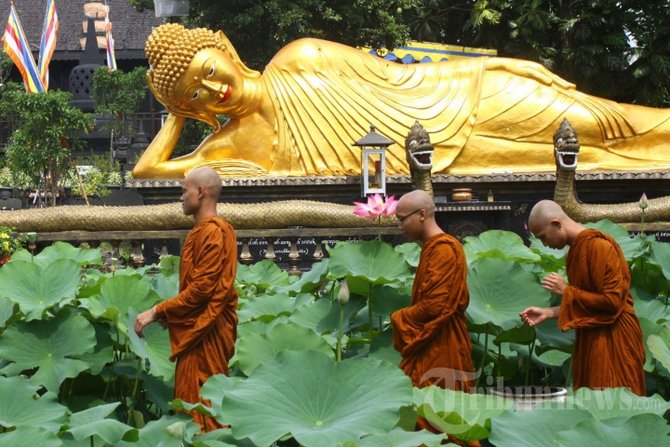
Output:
top-left (391, 233), bottom-right (474, 389)
top-left (155, 216), bottom-right (239, 430)
top-left (560, 229), bottom-right (645, 395)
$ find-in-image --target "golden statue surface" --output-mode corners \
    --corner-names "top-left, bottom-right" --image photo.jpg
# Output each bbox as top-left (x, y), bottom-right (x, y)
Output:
top-left (135, 23), bottom-right (670, 179)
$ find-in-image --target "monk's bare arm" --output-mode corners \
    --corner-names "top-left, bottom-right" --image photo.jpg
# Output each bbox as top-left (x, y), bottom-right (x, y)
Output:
top-left (520, 306), bottom-right (559, 326)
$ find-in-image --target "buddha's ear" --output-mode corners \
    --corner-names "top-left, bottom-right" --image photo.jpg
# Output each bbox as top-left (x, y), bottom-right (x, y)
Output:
top-left (214, 30), bottom-right (261, 79)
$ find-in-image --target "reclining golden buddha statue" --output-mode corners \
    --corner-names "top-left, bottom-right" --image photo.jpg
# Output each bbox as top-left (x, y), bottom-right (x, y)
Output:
top-left (135, 23), bottom-right (670, 179)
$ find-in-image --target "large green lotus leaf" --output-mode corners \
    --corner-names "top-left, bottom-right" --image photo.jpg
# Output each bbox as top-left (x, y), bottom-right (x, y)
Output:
top-left (202, 350), bottom-right (413, 447)
top-left (276, 259), bottom-right (329, 295)
top-left (467, 258), bottom-right (551, 330)
top-left (584, 220), bottom-right (647, 261)
top-left (238, 292), bottom-right (303, 323)
top-left (528, 235), bottom-right (567, 271)
top-left (143, 272), bottom-right (179, 300)
top-left (533, 319), bottom-right (574, 349)
top-left (191, 427), bottom-right (256, 447)
top-left (535, 348), bottom-right (571, 367)
top-left (632, 286), bottom-right (670, 324)
top-left (76, 321), bottom-right (115, 375)
top-left (346, 428), bottom-right (444, 447)
top-left (394, 242), bottom-right (421, 268)
top-left (555, 413), bottom-right (670, 447)
top-left (11, 241), bottom-right (101, 267)
top-left (464, 230), bottom-right (540, 264)
top-left (369, 285), bottom-right (411, 319)
top-left (63, 402), bottom-right (138, 445)
top-left (639, 317), bottom-right (666, 372)
top-left (0, 376), bottom-right (67, 431)
top-left (234, 322), bottom-right (333, 375)
top-left (127, 310), bottom-right (174, 380)
top-left (648, 239), bottom-right (670, 281)
top-left (0, 312), bottom-right (96, 391)
top-left (290, 296), bottom-right (366, 334)
top-left (567, 387), bottom-right (670, 419)
top-left (369, 327), bottom-right (402, 366)
top-left (489, 407), bottom-right (591, 447)
top-left (0, 296), bottom-right (15, 328)
top-left (0, 259), bottom-right (81, 320)
top-left (414, 387), bottom-right (512, 442)
top-left (648, 326), bottom-right (670, 373)
top-left (494, 324), bottom-right (535, 346)
top-left (117, 413), bottom-right (200, 447)
top-left (82, 275), bottom-right (157, 333)
top-left (236, 260), bottom-right (290, 291)
top-left (0, 426), bottom-right (62, 447)
top-left (158, 255), bottom-right (181, 276)
top-left (328, 240), bottom-right (411, 285)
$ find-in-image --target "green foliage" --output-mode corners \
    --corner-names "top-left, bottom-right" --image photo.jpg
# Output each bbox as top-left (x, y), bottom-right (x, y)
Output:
top-left (0, 225), bottom-right (23, 258)
top-left (0, 225), bottom-right (669, 445)
top-left (0, 84), bottom-right (93, 205)
top-left (92, 67), bottom-right (148, 136)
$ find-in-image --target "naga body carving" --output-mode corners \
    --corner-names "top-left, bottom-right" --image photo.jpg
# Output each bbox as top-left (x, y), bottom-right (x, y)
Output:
top-left (405, 121), bottom-right (434, 197)
top-left (0, 200), bottom-right (394, 233)
top-left (553, 118), bottom-right (670, 224)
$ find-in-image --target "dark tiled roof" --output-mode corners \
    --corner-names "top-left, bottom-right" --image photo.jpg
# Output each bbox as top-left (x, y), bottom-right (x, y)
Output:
top-left (0, 0), bottom-right (162, 60)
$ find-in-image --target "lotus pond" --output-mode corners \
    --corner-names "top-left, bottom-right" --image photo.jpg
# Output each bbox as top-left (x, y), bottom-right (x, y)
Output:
top-left (0, 220), bottom-right (669, 446)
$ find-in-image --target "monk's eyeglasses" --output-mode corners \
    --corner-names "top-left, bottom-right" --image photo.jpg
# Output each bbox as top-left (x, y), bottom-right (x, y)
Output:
top-left (396, 208), bottom-right (424, 223)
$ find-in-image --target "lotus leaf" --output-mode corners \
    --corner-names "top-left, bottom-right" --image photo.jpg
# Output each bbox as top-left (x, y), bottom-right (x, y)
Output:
top-left (533, 319), bottom-right (574, 349)
top-left (368, 328), bottom-right (401, 366)
top-left (234, 322), bottom-right (334, 375)
top-left (0, 312), bottom-right (96, 391)
top-left (275, 259), bottom-right (329, 294)
top-left (63, 402), bottom-right (138, 445)
top-left (534, 349), bottom-right (571, 368)
top-left (11, 241), bottom-right (101, 267)
top-left (585, 220), bottom-right (647, 261)
top-left (237, 292), bottom-right (304, 323)
top-left (236, 260), bottom-right (290, 291)
top-left (0, 296), bottom-right (15, 328)
top-left (117, 413), bottom-right (200, 447)
top-left (649, 239), bottom-right (670, 284)
top-left (489, 407), bottom-right (592, 447)
top-left (555, 413), bottom-right (670, 446)
top-left (127, 310), bottom-right (175, 380)
top-left (0, 258), bottom-right (81, 320)
top-left (75, 321), bottom-right (115, 375)
top-left (369, 285), bottom-right (411, 319)
top-left (567, 387), bottom-right (670, 419)
top-left (464, 230), bottom-right (540, 264)
top-left (394, 242), bottom-right (420, 268)
top-left (202, 350), bottom-right (412, 447)
top-left (81, 275), bottom-right (157, 334)
top-left (345, 428), bottom-right (444, 446)
top-left (0, 426), bottom-right (62, 447)
top-left (415, 387), bottom-right (512, 442)
top-left (648, 326), bottom-right (670, 374)
top-left (158, 255), bottom-right (181, 276)
top-left (0, 376), bottom-right (67, 431)
top-left (290, 296), bottom-right (366, 334)
top-left (528, 235), bottom-right (567, 269)
top-left (467, 258), bottom-right (551, 330)
top-left (143, 272), bottom-right (179, 300)
top-left (328, 241), bottom-right (411, 286)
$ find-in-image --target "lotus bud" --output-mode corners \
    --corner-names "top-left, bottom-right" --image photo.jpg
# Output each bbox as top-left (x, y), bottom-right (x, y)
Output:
top-left (639, 193), bottom-right (649, 210)
top-left (338, 281), bottom-right (350, 305)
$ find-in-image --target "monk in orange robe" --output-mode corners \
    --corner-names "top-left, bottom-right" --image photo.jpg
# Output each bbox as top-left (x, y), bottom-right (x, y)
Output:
top-left (520, 200), bottom-right (645, 395)
top-left (135, 166), bottom-right (238, 431)
top-left (391, 190), bottom-right (477, 445)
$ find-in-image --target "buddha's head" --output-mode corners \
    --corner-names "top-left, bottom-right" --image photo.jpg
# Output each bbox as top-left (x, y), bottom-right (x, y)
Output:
top-left (146, 23), bottom-right (260, 129)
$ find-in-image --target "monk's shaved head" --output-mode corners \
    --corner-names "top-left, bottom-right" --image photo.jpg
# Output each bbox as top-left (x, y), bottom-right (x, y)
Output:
top-left (186, 166), bottom-right (222, 198)
top-left (529, 200), bottom-right (567, 228)
top-left (398, 189), bottom-right (435, 215)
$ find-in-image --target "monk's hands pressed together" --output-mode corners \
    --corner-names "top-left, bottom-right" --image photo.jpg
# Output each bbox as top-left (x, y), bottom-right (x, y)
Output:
top-left (540, 272), bottom-right (567, 296)
top-left (135, 306), bottom-right (158, 338)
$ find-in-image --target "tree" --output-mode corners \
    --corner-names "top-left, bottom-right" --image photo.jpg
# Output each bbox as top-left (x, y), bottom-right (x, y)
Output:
top-left (0, 83), bottom-right (93, 206)
top-left (92, 67), bottom-right (148, 139)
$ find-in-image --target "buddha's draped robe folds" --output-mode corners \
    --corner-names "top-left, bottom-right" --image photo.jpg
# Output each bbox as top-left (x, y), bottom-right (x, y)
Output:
top-left (560, 229), bottom-right (645, 395)
top-left (155, 216), bottom-right (238, 431)
top-left (391, 233), bottom-right (474, 390)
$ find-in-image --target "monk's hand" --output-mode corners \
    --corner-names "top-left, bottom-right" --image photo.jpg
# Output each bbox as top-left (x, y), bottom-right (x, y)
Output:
top-left (135, 306), bottom-right (157, 338)
top-left (540, 272), bottom-right (567, 296)
top-left (520, 307), bottom-right (550, 327)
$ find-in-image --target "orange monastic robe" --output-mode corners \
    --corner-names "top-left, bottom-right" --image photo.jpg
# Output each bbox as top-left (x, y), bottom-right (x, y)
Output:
top-left (391, 233), bottom-right (474, 390)
top-left (155, 216), bottom-right (239, 431)
top-left (560, 229), bottom-right (645, 395)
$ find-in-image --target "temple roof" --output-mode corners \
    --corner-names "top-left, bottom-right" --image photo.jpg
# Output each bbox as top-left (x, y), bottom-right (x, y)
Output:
top-left (0, 0), bottom-right (162, 61)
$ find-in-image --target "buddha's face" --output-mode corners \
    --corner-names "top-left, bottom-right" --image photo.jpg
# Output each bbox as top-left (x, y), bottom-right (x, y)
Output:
top-left (173, 48), bottom-right (243, 115)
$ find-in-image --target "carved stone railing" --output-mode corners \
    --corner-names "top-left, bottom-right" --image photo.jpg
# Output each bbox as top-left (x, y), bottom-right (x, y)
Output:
top-left (32, 226), bottom-right (402, 275)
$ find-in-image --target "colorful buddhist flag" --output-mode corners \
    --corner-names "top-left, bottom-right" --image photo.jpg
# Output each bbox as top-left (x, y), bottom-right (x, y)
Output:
top-left (104, 1), bottom-right (117, 71)
top-left (37, 0), bottom-right (59, 91)
top-left (2, 2), bottom-right (45, 93)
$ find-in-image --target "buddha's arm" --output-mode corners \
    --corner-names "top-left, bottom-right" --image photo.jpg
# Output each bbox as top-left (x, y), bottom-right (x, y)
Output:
top-left (133, 114), bottom-right (199, 179)
top-left (486, 57), bottom-right (575, 90)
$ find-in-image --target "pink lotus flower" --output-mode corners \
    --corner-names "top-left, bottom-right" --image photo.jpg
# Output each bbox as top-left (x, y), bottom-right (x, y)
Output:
top-left (353, 193), bottom-right (398, 220)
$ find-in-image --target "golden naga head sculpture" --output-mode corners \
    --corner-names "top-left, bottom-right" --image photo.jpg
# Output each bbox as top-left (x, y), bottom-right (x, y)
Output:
top-left (145, 23), bottom-right (260, 130)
